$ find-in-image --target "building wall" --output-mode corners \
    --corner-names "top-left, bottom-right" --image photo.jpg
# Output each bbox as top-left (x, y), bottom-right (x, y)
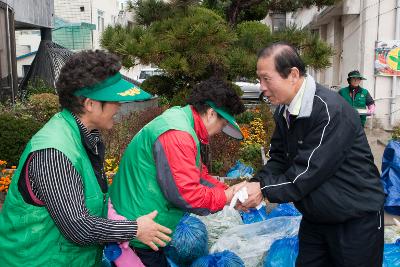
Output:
top-left (288, 6), bottom-right (320, 28)
top-left (54, 0), bottom-right (91, 24)
top-left (15, 30), bottom-right (41, 56)
top-left (358, 0), bottom-right (398, 128)
top-left (293, 0), bottom-right (399, 128)
top-left (91, 0), bottom-right (119, 49)
top-left (6, 0), bottom-right (54, 28)
top-left (54, 0), bottom-right (119, 49)
top-left (16, 54), bottom-right (35, 77)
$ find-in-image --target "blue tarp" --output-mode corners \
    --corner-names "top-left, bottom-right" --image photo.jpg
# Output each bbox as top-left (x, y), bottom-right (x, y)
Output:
top-left (381, 140), bottom-right (400, 215)
top-left (226, 161), bottom-right (254, 179)
top-left (383, 240), bottom-right (400, 267)
top-left (241, 203), bottom-right (301, 224)
top-left (240, 205), bottom-right (269, 224)
top-left (267, 203), bottom-right (301, 219)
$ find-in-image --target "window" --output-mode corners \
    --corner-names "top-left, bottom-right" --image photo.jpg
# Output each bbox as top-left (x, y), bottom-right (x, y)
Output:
top-left (80, 6), bottom-right (85, 12)
top-left (97, 10), bottom-right (104, 32)
top-left (271, 13), bottom-right (286, 32)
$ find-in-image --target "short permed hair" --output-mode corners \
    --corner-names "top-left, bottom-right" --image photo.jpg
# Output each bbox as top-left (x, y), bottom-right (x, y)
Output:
top-left (187, 77), bottom-right (245, 116)
top-left (257, 41), bottom-right (306, 79)
top-left (56, 50), bottom-right (121, 115)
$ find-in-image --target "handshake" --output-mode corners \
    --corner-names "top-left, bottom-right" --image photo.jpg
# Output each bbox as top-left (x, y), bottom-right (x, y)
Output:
top-left (224, 181), bottom-right (265, 211)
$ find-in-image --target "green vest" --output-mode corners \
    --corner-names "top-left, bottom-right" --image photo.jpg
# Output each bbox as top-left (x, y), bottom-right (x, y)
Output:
top-left (339, 86), bottom-right (369, 126)
top-left (0, 109), bottom-right (107, 266)
top-left (109, 105), bottom-right (201, 249)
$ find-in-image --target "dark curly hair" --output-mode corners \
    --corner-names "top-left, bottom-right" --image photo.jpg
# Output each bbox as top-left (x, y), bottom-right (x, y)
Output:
top-left (56, 50), bottom-right (121, 115)
top-left (187, 77), bottom-right (245, 116)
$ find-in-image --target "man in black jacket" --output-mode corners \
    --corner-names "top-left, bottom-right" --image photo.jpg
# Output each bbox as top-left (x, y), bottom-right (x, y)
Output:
top-left (238, 42), bottom-right (385, 266)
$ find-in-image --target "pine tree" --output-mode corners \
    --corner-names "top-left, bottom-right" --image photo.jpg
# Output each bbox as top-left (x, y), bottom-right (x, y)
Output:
top-left (101, 0), bottom-right (337, 100)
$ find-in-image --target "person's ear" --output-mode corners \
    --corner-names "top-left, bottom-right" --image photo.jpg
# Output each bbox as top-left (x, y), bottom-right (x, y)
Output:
top-left (82, 98), bottom-right (95, 112)
top-left (290, 67), bottom-right (300, 84)
top-left (206, 108), bottom-right (218, 122)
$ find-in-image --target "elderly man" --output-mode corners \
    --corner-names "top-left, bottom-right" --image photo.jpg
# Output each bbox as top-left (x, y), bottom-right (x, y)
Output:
top-left (239, 42), bottom-right (384, 267)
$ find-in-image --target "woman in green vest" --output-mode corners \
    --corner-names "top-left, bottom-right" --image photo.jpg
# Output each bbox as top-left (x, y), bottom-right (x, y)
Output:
top-left (339, 70), bottom-right (375, 127)
top-left (0, 51), bottom-right (171, 266)
top-left (109, 77), bottom-right (247, 266)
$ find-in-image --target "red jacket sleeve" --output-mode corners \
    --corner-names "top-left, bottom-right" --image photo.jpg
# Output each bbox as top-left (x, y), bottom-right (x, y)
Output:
top-left (200, 163), bottom-right (228, 190)
top-left (153, 130), bottom-right (227, 215)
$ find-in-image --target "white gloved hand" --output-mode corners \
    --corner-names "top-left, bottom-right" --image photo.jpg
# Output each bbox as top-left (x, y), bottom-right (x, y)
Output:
top-left (229, 186), bottom-right (248, 209)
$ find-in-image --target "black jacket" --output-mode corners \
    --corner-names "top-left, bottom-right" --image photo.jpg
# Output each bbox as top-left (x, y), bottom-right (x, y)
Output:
top-left (252, 79), bottom-right (384, 223)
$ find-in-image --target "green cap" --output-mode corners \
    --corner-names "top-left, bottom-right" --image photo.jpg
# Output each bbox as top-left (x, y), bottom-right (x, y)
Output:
top-left (73, 72), bottom-right (152, 102)
top-left (205, 101), bottom-right (243, 140)
top-left (348, 70), bottom-right (366, 80)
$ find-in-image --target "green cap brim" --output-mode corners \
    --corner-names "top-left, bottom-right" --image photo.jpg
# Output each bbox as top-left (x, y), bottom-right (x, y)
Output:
top-left (73, 73), bottom-right (152, 102)
top-left (206, 101), bottom-right (243, 140)
top-left (349, 75), bottom-right (366, 80)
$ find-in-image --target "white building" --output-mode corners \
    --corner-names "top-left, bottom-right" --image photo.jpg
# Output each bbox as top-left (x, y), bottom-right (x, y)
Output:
top-left (15, 30), bottom-right (40, 79)
top-left (54, 0), bottom-right (121, 49)
top-left (265, 0), bottom-right (400, 128)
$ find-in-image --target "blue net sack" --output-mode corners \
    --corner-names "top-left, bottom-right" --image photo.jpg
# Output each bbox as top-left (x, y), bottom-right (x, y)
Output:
top-left (167, 257), bottom-right (180, 267)
top-left (381, 140), bottom-right (400, 215)
top-left (263, 236), bottom-right (299, 267)
top-left (101, 252), bottom-right (112, 267)
top-left (226, 161), bottom-right (254, 179)
top-left (165, 215), bottom-right (209, 266)
top-left (266, 203), bottom-right (301, 219)
top-left (103, 243), bottom-right (122, 262)
top-left (191, 250), bottom-right (245, 267)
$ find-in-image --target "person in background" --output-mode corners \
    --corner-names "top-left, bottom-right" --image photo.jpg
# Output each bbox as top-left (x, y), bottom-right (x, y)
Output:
top-left (110, 77), bottom-right (247, 267)
top-left (339, 70), bottom-right (375, 127)
top-left (0, 50), bottom-right (171, 266)
top-left (237, 42), bottom-right (384, 267)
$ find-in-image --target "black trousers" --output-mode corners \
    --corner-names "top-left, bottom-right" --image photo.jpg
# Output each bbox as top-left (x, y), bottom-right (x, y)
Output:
top-left (134, 246), bottom-right (170, 267)
top-left (296, 209), bottom-right (384, 267)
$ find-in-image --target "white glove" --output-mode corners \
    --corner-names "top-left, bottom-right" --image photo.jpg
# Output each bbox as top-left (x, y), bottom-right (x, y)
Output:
top-left (229, 186), bottom-right (248, 209)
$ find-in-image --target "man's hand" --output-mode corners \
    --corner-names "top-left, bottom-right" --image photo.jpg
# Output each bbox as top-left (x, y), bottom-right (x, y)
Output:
top-left (136, 210), bottom-right (172, 251)
top-left (224, 181), bottom-right (247, 204)
top-left (235, 182), bottom-right (263, 211)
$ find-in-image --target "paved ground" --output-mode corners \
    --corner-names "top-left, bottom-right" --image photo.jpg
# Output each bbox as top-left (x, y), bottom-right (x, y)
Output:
top-left (365, 128), bottom-right (392, 171)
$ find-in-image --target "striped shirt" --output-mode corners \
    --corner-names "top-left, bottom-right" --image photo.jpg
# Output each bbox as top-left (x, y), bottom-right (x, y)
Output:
top-left (26, 114), bottom-right (137, 246)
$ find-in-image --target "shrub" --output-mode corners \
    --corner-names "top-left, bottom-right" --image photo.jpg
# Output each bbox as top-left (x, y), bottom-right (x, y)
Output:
top-left (26, 78), bottom-right (55, 97)
top-left (239, 143), bottom-right (263, 171)
top-left (102, 106), bottom-right (166, 161)
top-left (393, 126), bottom-right (400, 140)
top-left (0, 161), bottom-right (16, 193)
top-left (0, 113), bottom-right (42, 166)
top-left (209, 103), bottom-right (275, 176)
top-left (235, 110), bottom-right (257, 124)
top-left (27, 93), bottom-right (60, 123)
top-left (169, 89), bottom-right (190, 107)
top-left (208, 133), bottom-right (241, 176)
top-left (157, 95), bottom-right (170, 107)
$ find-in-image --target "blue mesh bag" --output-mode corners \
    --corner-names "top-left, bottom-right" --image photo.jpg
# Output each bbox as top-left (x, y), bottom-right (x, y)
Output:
top-left (191, 250), bottom-right (245, 267)
top-left (165, 215), bottom-right (209, 266)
